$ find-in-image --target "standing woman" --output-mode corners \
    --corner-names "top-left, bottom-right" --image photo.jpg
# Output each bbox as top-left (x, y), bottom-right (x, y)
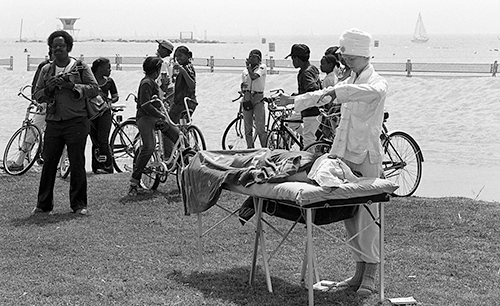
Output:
top-left (90, 57), bottom-right (119, 174)
top-left (241, 49), bottom-right (267, 148)
top-left (163, 46), bottom-right (197, 159)
top-left (169, 45), bottom-right (197, 123)
top-left (33, 30), bottom-right (99, 215)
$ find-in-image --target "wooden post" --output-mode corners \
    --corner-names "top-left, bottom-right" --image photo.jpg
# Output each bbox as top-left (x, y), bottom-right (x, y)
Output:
top-left (115, 55), bottom-right (122, 71)
top-left (209, 56), bottom-right (214, 73)
top-left (269, 56), bottom-right (275, 75)
top-left (26, 54), bottom-right (30, 71)
top-left (406, 59), bottom-right (412, 77)
top-left (9, 56), bottom-right (13, 71)
top-left (492, 60), bottom-right (498, 77)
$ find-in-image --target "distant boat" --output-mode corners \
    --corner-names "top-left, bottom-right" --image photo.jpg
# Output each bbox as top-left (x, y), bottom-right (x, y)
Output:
top-left (411, 13), bottom-right (429, 43)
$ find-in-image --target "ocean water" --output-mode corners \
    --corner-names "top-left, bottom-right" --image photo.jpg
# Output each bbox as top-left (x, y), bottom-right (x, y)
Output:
top-left (2, 34), bottom-right (500, 72)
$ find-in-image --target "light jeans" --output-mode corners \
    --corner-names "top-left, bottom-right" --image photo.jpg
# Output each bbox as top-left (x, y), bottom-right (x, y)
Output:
top-left (243, 92), bottom-right (266, 148)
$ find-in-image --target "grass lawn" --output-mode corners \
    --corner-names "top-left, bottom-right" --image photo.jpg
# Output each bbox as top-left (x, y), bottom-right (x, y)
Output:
top-left (0, 170), bottom-right (499, 306)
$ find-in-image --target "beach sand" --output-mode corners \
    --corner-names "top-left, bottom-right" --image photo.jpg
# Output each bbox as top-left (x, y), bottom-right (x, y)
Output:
top-left (1, 69), bottom-right (499, 202)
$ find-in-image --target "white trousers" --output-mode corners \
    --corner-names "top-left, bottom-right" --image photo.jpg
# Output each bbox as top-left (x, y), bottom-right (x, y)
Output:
top-left (343, 156), bottom-right (383, 263)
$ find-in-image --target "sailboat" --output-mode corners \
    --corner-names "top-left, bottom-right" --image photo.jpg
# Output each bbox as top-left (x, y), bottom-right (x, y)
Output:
top-left (411, 13), bottom-right (429, 43)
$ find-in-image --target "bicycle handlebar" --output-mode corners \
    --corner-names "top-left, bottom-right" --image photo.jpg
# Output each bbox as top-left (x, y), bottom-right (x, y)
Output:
top-left (126, 92), bottom-right (137, 102)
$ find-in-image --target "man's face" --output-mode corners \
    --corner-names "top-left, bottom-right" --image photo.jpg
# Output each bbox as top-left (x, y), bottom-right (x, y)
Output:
top-left (50, 36), bottom-right (69, 59)
top-left (157, 46), bottom-right (172, 58)
top-left (291, 56), bottom-right (300, 68)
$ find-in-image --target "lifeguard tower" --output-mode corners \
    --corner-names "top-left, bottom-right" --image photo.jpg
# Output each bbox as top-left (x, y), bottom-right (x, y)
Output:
top-left (58, 17), bottom-right (80, 38)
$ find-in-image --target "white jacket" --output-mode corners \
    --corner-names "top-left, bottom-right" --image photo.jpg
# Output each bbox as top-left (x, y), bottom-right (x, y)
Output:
top-left (332, 64), bottom-right (388, 164)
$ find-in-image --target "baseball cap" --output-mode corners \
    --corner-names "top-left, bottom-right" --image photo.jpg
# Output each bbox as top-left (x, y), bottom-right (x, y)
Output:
top-left (285, 44), bottom-right (310, 59)
top-left (156, 39), bottom-right (174, 52)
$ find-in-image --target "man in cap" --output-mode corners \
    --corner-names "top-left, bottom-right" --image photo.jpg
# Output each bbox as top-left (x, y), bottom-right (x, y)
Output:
top-left (287, 28), bottom-right (388, 298)
top-left (156, 39), bottom-right (175, 104)
top-left (283, 43), bottom-right (322, 147)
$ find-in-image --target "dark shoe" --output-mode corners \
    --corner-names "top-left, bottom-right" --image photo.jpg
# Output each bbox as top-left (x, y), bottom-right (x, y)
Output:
top-left (128, 184), bottom-right (146, 196)
top-left (238, 197), bottom-right (255, 225)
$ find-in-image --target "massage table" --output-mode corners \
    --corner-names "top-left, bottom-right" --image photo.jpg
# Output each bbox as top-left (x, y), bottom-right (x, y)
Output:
top-left (180, 149), bottom-right (398, 306)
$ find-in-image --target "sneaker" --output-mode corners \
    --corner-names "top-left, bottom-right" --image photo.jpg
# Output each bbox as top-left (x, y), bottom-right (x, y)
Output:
top-left (31, 207), bottom-right (53, 215)
top-left (75, 208), bottom-right (88, 215)
top-left (8, 163), bottom-right (24, 172)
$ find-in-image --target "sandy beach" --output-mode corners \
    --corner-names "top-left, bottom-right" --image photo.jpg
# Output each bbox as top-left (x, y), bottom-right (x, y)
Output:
top-left (1, 69), bottom-right (499, 202)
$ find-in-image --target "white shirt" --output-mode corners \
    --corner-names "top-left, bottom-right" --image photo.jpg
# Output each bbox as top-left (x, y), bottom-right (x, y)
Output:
top-left (322, 71), bottom-right (337, 88)
top-left (241, 63), bottom-right (267, 92)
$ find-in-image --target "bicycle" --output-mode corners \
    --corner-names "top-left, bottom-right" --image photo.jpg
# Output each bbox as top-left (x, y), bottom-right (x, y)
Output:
top-left (304, 110), bottom-right (424, 197)
top-left (137, 97), bottom-right (206, 191)
top-left (2, 85), bottom-right (44, 175)
top-left (265, 93), bottom-right (304, 151)
top-left (108, 94), bottom-right (140, 173)
top-left (221, 89), bottom-right (301, 150)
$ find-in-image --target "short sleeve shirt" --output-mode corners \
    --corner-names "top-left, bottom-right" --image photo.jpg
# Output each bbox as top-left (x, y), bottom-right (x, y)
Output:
top-left (242, 63), bottom-right (267, 92)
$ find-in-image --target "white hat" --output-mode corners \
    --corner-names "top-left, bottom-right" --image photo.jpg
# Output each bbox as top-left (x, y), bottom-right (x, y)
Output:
top-left (339, 28), bottom-right (372, 57)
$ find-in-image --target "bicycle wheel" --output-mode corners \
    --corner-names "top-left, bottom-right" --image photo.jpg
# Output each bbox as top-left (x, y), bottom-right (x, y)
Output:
top-left (3, 125), bottom-right (42, 175)
top-left (303, 140), bottom-right (332, 155)
top-left (134, 147), bottom-right (161, 190)
top-left (58, 145), bottom-right (70, 179)
top-left (185, 125), bottom-right (207, 151)
top-left (110, 120), bottom-right (140, 173)
top-left (382, 131), bottom-right (423, 197)
top-left (222, 116), bottom-right (245, 150)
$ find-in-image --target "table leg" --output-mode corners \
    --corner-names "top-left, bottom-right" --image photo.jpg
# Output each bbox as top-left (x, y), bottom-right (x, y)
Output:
top-left (306, 209), bottom-right (314, 306)
top-left (379, 203), bottom-right (385, 302)
top-left (197, 213), bottom-right (203, 270)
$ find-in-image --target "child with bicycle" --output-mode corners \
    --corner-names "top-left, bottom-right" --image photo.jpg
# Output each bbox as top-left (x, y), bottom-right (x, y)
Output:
top-left (129, 56), bottom-right (180, 195)
top-left (90, 57), bottom-right (119, 174)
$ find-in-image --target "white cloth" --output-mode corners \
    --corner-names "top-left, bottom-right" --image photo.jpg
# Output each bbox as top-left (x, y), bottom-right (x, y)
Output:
top-left (339, 28), bottom-right (372, 57)
top-left (307, 154), bottom-right (359, 187)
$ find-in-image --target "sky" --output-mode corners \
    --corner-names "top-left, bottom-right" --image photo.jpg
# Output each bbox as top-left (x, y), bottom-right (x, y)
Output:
top-left (1, 0), bottom-right (500, 40)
